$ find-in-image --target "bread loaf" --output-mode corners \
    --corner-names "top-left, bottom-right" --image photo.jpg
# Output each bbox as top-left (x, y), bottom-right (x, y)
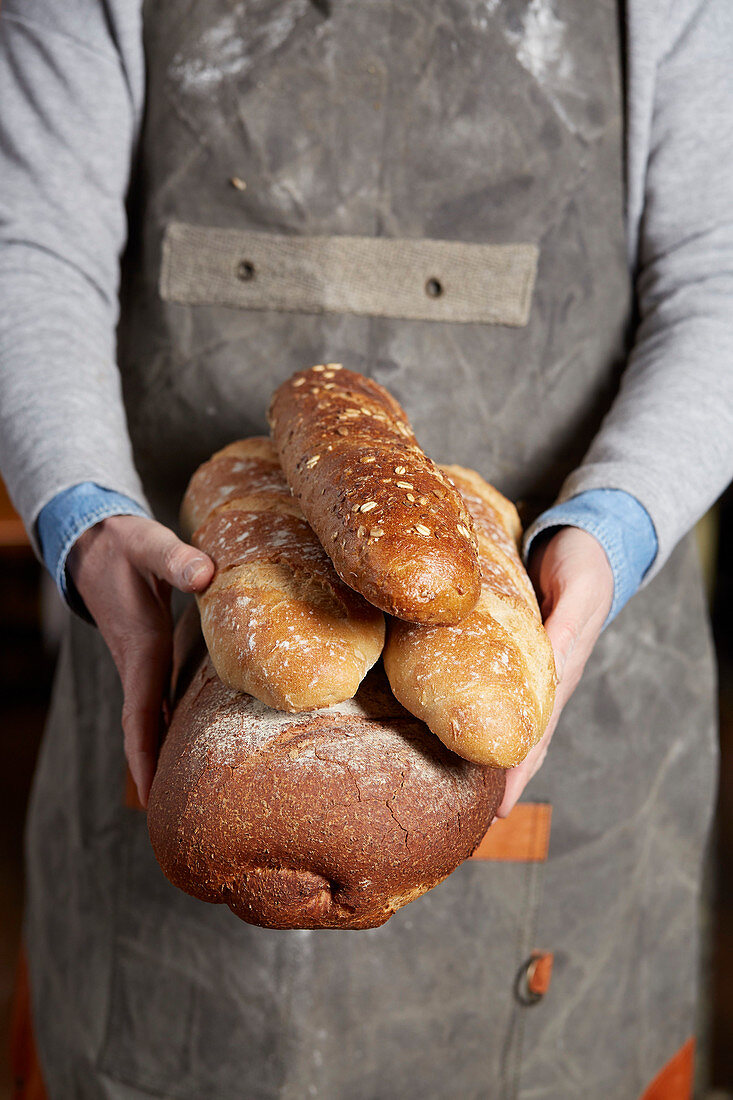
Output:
top-left (268, 365), bottom-right (482, 625)
top-left (383, 465), bottom-right (556, 768)
top-left (180, 437), bottom-right (385, 712)
top-left (148, 641), bottom-right (506, 930)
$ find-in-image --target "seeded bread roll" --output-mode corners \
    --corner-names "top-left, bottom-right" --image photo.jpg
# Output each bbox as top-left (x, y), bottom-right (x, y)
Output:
top-left (268, 365), bottom-right (481, 625)
top-left (383, 465), bottom-right (557, 768)
top-left (148, 637), bottom-right (506, 930)
top-left (180, 437), bottom-right (385, 712)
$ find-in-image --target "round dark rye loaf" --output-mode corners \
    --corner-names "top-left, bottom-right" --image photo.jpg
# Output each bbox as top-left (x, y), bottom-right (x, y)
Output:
top-left (148, 655), bottom-right (505, 930)
top-left (268, 364), bottom-right (482, 625)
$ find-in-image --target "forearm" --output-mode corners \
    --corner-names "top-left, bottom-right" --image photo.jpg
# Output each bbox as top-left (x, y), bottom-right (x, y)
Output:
top-left (0, 254), bottom-right (150, 554)
top-left (0, 1), bottom-right (147, 552)
top-left (557, 0), bottom-right (733, 580)
top-left (557, 301), bottom-right (733, 583)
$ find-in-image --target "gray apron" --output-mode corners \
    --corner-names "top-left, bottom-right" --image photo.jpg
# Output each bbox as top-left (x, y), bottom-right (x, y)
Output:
top-left (24, 2), bottom-right (718, 1097)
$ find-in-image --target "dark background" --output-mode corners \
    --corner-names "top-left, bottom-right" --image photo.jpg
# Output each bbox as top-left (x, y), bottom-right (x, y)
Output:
top-left (1, 480), bottom-right (732, 1098)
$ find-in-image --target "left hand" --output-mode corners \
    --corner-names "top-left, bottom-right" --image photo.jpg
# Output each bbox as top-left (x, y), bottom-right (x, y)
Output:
top-left (496, 526), bottom-right (614, 817)
top-left (67, 515), bottom-right (215, 808)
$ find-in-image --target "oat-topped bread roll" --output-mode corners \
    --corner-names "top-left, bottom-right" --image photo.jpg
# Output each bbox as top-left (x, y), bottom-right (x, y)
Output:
top-left (268, 365), bottom-right (481, 625)
top-left (148, 650), bottom-right (505, 930)
top-left (384, 465), bottom-right (557, 768)
top-left (180, 437), bottom-right (385, 712)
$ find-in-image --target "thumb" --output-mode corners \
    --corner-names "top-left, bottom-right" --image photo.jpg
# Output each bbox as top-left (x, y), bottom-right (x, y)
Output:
top-left (127, 519), bottom-right (215, 593)
top-left (543, 613), bottom-right (580, 682)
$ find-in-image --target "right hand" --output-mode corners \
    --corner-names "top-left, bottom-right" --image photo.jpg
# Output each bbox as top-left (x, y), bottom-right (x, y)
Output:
top-left (67, 516), bottom-right (214, 808)
top-left (496, 526), bottom-right (614, 818)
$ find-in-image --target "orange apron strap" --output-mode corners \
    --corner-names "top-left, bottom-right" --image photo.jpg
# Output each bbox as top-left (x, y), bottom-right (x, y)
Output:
top-left (639, 1038), bottom-right (695, 1100)
top-left (470, 802), bottom-right (552, 862)
top-left (9, 946), bottom-right (48, 1100)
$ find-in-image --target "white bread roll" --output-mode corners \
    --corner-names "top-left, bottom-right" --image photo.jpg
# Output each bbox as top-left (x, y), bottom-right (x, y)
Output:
top-left (383, 465), bottom-right (556, 768)
top-left (180, 437), bottom-right (385, 712)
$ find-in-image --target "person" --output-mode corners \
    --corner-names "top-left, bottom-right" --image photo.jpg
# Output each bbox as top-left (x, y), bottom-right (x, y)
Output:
top-left (1, 0), bottom-right (732, 1096)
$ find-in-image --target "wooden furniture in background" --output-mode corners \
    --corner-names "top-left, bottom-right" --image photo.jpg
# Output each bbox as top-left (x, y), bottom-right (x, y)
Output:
top-left (0, 479), bottom-right (28, 548)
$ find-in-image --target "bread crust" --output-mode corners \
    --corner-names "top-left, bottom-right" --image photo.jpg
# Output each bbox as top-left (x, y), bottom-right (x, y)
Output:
top-left (383, 465), bottom-right (557, 768)
top-left (148, 654), bottom-right (506, 930)
top-left (268, 365), bottom-right (482, 624)
top-left (180, 437), bottom-right (385, 711)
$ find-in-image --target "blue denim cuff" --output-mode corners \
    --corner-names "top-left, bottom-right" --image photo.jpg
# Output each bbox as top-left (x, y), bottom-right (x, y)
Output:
top-left (523, 489), bottom-right (658, 627)
top-left (37, 481), bottom-right (150, 617)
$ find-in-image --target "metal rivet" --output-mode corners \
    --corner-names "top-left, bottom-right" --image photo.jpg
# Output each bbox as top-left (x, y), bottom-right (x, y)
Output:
top-left (514, 954), bottom-right (551, 1007)
top-left (425, 277), bottom-right (443, 298)
top-left (237, 260), bottom-right (256, 281)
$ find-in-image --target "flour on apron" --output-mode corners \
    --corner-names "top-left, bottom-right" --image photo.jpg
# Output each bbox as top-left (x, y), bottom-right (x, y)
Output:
top-left (24, 2), bottom-right (717, 1096)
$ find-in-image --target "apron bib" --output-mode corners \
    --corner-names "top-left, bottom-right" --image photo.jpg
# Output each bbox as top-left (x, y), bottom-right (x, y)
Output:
top-left (23, 3), bottom-right (717, 1097)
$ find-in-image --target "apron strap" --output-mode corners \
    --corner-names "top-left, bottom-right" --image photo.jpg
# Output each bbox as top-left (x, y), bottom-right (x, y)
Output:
top-left (470, 802), bottom-right (552, 862)
top-left (9, 945), bottom-right (47, 1100)
top-left (639, 1038), bottom-right (694, 1100)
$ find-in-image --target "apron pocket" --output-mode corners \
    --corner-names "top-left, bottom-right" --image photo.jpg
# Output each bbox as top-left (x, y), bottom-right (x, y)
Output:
top-left (160, 223), bottom-right (538, 327)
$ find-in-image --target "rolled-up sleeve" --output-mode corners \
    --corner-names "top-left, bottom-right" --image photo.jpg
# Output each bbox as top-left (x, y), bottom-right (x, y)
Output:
top-left (524, 488), bottom-right (659, 626)
top-left (0, 0), bottom-right (149, 556)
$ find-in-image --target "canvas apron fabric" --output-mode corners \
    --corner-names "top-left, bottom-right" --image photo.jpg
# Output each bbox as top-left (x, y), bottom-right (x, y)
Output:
top-left (22, 2), bottom-right (718, 1097)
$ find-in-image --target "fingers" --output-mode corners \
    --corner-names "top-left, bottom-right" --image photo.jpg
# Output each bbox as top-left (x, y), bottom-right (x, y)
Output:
top-left (496, 716), bottom-right (556, 818)
top-left (498, 760), bottom-right (532, 819)
top-left (122, 517), bottom-right (214, 593)
top-left (78, 556), bottom-right (173, 808)
top-left (67, 516), bottom-right (193, 807)
top-left (493, 527), bottom-right (615, 820)
top-left (543, 616), bottom-right (578, 681)
top-left (104, 569), bottom-right (173, 808)
top-left (120, 620), bottom-right (172, 809)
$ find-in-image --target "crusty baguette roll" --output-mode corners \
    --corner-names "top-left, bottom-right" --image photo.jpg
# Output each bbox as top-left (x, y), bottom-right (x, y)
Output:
top-left (180, 437), bottom-right (385, 712)
top-left (148, 641), bottom-right (506, 930)
top-left (268, 365), bottom-right (481, 625)
top-left (383, 465), bottom-right (557, 768)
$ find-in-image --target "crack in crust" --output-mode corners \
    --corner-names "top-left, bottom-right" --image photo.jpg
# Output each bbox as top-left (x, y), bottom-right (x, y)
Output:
top-left (147, 657), bottom-right (506, 929)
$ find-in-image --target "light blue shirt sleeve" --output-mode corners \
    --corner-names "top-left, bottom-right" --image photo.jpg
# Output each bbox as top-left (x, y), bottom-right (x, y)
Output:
top-left (523, 489), bottom-right (658, 626)
top-left (40, 482), bottom-right (657, 627)
top-left (37, 481), bottom-right (150, 614)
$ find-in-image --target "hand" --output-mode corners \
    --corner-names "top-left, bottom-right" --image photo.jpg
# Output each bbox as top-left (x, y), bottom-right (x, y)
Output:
top-left (67, 516), bottom-right (214, 808)
top-left (496, 526), bottom-right (614, 817)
